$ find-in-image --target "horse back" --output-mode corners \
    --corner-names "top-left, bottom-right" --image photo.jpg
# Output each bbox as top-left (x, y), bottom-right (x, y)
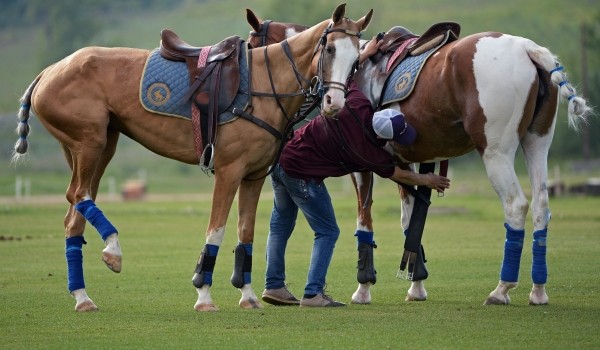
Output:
top-left (34, 47), bottom-right (150, 108)
top-left (392, 32), bottom-right (548, 162)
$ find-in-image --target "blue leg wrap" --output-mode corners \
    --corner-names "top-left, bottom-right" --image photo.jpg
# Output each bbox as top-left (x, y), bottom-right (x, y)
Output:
top-left (196, 244), bottom-right (219, 287)
top-left (532, 228), bottom-right (548, 284)
top-left (65, 236), bottom-right (86, 292)
top-left (354, 230), bottom-right (375, 246)
top-left (75, 199), bottom-right (118, 241)
top-left (500, 223), bottom-right (525, 283)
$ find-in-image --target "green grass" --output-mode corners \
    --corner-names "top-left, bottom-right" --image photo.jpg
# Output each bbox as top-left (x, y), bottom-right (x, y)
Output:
top-left (1, 174), bottom-right (599, 349)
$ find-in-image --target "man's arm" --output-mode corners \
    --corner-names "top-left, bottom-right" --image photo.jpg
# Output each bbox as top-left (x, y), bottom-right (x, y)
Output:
top-left (358, 35), bottom-right (383, 65)
top-left (389, 167), bottom-right (450, 193)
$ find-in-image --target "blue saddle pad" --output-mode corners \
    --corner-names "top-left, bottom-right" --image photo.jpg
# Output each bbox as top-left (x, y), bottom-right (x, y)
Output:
top-left (139, 46), bottom-right (249, 123)
top-left (381, 46), bottom-right (438, 105)
top-left (140, 49), bottom-right (193, 119)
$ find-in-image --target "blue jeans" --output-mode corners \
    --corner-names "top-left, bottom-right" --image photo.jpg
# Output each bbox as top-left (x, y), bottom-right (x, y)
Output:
top-left (265, 164), bottom-right (340, 296)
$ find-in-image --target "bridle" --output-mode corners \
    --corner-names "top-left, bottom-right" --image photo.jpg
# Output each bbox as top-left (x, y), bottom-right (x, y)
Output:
top-left (248, 20), bottom-right (272, 48)
top-left (311, 24), bottom-right (362, 97)
top-left (237, 21), bottom-right (363, 180)
top-left (245, 21), bottom-right (363, 123)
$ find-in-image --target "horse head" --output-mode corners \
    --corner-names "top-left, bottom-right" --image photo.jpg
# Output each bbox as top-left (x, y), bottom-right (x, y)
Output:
top-left (316, 4), bottom-right (372, 116)
top-left (249, 4), bottom-right (372, 118)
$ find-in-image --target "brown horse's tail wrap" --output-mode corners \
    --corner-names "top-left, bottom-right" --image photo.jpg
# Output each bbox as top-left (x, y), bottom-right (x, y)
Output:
top-left (13, 74), bottom-right (43, 161)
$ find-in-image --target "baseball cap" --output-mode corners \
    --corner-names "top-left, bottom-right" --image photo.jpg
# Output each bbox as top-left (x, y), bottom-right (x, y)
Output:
top-left (372, 109), bottom-right (417, 145)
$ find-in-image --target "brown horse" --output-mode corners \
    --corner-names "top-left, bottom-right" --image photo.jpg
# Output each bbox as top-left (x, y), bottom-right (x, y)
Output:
top-left (246, 11), bottom-right (591, 306)
top-left (13, 3), bottom-right (373, 312)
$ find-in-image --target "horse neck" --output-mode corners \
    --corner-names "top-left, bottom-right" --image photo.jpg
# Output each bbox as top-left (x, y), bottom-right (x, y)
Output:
top-left (272, 19), bottom-right (330, 89)
top-left (248, 20), bottom-right (329, 125)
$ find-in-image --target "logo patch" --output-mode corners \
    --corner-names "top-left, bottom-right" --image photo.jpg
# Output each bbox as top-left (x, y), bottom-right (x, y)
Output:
top-left (147, 83), bottom-right (171, 106)
top-left (394, 72), bottom-right (411, 95)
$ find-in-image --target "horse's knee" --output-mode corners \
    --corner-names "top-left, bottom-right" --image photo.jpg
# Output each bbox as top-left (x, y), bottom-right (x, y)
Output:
top-left (506, 196), bottom-right (529, 228)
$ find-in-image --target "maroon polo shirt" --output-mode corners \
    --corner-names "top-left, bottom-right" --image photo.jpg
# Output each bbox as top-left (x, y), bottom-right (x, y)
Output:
top-left (279, 83), bottom-right (396, 183)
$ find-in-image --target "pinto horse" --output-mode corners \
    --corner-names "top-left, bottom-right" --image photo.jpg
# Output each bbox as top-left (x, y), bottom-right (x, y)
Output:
top-left (13, 3), bottom-right (373, 312)
top-left (246, 11), bottom-right (592, 306)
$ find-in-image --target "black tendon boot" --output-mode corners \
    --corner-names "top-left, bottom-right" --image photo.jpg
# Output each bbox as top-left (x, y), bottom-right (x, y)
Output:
top-left (357, 242), bottom-right (377, 284)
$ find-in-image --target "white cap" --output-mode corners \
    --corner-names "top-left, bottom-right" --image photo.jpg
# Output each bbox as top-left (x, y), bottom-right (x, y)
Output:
top-left (372, 109), bottom-right (417, 145)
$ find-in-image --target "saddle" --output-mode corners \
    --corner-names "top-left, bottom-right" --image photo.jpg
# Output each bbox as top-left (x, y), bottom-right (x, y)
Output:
top-left (159, 29), bottom-right (246, 168)
top-left (355, 22), bottom-right (460, 109)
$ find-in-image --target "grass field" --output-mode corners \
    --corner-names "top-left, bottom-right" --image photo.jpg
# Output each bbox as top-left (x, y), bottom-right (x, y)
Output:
top-left (1, 173), bottom-right (599, 349)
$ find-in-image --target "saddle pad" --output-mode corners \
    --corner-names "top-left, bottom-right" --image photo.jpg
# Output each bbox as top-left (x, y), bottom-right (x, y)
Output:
top-left (140, 49), bottom-right (193, 119)
top-left (139, 47), bottom-right (249, 123)
top-left (380, 46), bottom-right (438, 105)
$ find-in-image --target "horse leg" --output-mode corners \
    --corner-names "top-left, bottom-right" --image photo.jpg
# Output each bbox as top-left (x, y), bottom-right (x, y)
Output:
top-left (482, 149), bottom-right (529, 305)
top-left (521, 130), bottom-right (553, 305)
top-left (350, 171), bottom-right (377, 305)
top-left (230, 177), bottom-right (265, 309)
top-left (398, 179), bottom-right (428, 302)
top-left (191, 165), bottom-right (242, 311)
top-left (62, 129), bottom-right (120, 311)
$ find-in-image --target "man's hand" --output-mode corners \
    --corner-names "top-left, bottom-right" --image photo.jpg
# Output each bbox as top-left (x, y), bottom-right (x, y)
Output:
top-left (424, 173), bottom-right (450, 193)
top-left (358, 35), bottom-right (383, 64)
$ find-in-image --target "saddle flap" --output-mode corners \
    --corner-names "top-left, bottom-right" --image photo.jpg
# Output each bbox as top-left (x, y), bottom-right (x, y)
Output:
top-left (206, 36), bottom-right (241, 63)
top-left (194, 39), bottom-right (245, 118)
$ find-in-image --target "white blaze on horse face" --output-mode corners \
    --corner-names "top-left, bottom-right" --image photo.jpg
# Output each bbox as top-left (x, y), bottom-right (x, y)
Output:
top-left (473, 35), bottom-right (537, 152)
top-left (322, 37), bottom-right (359, 116)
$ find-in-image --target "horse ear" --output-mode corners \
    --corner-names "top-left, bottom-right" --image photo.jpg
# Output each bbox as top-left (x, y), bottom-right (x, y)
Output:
top-left (331, 3), bottom-right (347, 24)
top-left (246, 8), bottom-right (261, 32)
top-left (357, 9), bottom-right (373, 32)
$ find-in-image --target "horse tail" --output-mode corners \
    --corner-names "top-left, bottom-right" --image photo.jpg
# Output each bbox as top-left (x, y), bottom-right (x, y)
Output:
top-left (12, 73), bottom-right (43, 163)
top-left (523, 39), bottom-right (592, 131)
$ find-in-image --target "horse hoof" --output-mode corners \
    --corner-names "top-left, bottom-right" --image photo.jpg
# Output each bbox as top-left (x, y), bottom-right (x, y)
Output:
top-left (405, 294), bottom-right (427, 302)
top-left (528, 293), bottom-right (549, 306)
top-left (350, 291), bottom-right (371, 304)
top-left (239, 299), bottom-right (263, 309)
top-left (529, 287), bottom-right (548, 305)
top-left (75, 300), bottom-right (98, 312)
top-left (483, 296), bottom-right (508, 305)
top-left (194, 303), bottom-right (219, 312)
top-left (102, 252), bottom-right (122, 273)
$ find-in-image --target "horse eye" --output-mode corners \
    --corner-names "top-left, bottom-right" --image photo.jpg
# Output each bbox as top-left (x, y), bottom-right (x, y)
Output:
top-left (326, 45), bottom-right (334, 54)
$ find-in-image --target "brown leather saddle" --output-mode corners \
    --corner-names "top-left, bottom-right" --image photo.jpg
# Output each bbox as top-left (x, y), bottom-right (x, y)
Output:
top-left (159, 29), bottom-right (246, 168)
top-left (354, 22), bottom-right (460, 109)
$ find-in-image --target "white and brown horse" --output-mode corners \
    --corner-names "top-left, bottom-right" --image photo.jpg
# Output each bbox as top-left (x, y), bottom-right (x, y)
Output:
top-left (246, 11), bottom-right (591, 306)
top-left (13, 3), bottom-right (373, 312)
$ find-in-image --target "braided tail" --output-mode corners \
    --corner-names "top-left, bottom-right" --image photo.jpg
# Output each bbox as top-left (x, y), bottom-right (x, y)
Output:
top-left (524, 39), bottom-right (592, 131)
top-left (12, 74), bottom-right (43, 163)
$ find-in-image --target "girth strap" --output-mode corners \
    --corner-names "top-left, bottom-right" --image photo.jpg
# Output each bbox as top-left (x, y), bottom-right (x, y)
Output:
top-left (232, 107), bottom-right (283, 140)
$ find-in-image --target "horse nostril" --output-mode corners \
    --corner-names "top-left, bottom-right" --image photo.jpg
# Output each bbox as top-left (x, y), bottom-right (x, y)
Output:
top-left (325, 94), bottom-right (332, 105)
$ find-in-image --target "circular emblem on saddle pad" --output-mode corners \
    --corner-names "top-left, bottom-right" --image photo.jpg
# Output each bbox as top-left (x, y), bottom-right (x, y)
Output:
top-left (394, 72), bottom-right (412, 94)
top-left (147, 82), bottom-right (171, 106)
